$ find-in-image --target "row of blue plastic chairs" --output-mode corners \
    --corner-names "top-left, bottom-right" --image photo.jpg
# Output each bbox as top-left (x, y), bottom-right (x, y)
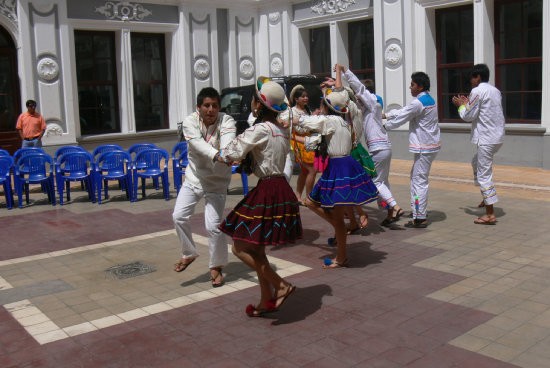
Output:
top-left (0, 143), bottom-right (191, 209)
top-left (0, 142), bottom-right (249, 210)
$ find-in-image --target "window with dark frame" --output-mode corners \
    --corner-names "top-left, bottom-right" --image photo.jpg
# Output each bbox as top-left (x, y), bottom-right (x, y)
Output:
top-left (348, 19), bottom-right (375, 82)
top-left (495, 0), bottom-right (542, 123)
top-left (310, 26), bottom-right (331, 77)
top-left (436, 5), bottom-right (474, 122)
top-left (131, 33), bottom-right (169, 131)
top-left (75, 31), bottom-right (120, 135)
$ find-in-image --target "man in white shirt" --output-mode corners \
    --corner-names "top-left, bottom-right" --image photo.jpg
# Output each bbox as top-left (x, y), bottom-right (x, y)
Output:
top-left (383, 72), bottom-right (441, 228)
top-left (172, 87), bottom-right (236, 286)
top-left (453, 64), bottom-right (505, 225)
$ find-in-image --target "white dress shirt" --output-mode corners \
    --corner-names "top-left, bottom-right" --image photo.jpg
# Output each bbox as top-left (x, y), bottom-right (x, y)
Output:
top-left (344, 69), bottom-right (391, 152)
top-left (295, 115), bottom-right (353, 157)
top-left (182, 112), bottom-right (236, 193)
top-left (458, 82), bottom-right (505, 145)
top-left (385, 92), bottom-right (441, 153)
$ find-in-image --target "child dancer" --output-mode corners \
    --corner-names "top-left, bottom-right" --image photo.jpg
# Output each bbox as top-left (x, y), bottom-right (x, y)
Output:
top-left (335, 63), bottom-right (404, 226)
top-left (452, 64), bottom-right (505, 225)
top-left (289, 85), bottom-right (316, 205)
top-left (218, 77), bottom-right (301, 317)
top-left (295, 89), bottom-right (378, 268)
top-left (383, 72), bottom-right (440, 228)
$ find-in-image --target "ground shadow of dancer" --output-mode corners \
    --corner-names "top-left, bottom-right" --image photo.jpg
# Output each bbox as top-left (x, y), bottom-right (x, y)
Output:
top-left (266, 284), bottom-right (333, 326)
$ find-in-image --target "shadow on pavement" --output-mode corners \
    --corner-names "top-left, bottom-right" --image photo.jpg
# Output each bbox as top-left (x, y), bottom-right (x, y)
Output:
top-left (462, 206), bottom-right (506, 218)
top-left (269, 284), bottom-right (333, 326)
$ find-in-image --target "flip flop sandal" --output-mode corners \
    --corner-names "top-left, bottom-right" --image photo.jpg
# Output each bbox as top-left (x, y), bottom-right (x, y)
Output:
top-left (275, 285), bottom-right (296, 310)
top-left (322, 257), bottom-right (349, 269)
top-left (404, 220), bottom-right (428, 228)
top-left (391, 208), bottom-right (405, 221)
top-left (210, 269), bottom-right (224, 288)
top-left (474, 217), bottom-right (496, 225)
top-left (381, 218), bottom-right (393, 227)
top-left (173, 258), bottom-right (196, 272)
top-left (246, 300), bottom-right (277, 317)
top-left (346, 227), bottom-right (360, 235)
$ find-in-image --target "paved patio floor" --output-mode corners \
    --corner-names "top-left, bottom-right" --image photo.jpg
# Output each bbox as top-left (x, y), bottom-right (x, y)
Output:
top-left (1, 159), bottom-right (549, 367)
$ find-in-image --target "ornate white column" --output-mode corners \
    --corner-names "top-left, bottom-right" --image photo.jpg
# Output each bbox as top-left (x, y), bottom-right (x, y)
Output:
top-left (228, 10), bottom-right (257, 86)
top-left (119, 28), bottom-right (134, 134)
top-left (473, 0), bottom-right (495, 85)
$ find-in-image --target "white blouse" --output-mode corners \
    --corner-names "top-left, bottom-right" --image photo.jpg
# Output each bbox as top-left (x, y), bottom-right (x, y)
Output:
top-left (295, 114), bottom-right (353, 157)
top-left (222, 121), bottom-right (290, 178)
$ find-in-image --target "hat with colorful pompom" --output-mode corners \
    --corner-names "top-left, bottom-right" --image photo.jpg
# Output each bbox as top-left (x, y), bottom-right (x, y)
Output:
top-left (255, 76), bottom-right (288, 113)
top-left (322, 88), bottom-right (349, 114)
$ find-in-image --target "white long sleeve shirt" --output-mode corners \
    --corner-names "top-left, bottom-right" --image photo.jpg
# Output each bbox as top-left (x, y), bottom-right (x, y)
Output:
top-left (344, 69), bottom-right (391, 152)
top-left (385, 92), bottom-right (441, 153)
top-left (222, 121), bottom-right (290, 178)
top-left (182, 112), bottom-right (236, 193)
top-left (458, 82), bottom-right (505, 145)
top-left (296, 115), bottom-right (353, 157)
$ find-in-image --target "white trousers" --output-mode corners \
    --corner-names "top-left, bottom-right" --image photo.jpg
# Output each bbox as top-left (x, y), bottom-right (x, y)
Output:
top-left (172, 182), bottom-right (228, 269)
top-left (410, 152), bottom-right (438, 220)
top-left (371, 149), bottom-right (396, 208)
top-left (472, 143), bottom-right (502, 205)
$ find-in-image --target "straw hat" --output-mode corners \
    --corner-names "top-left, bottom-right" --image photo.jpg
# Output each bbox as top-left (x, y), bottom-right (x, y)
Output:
top-left (322, 88), bottom-right (349, 114)
top-left (255, 76), bottom-right (288, 113)
top-left (289, 84), bottom-right (306, 105)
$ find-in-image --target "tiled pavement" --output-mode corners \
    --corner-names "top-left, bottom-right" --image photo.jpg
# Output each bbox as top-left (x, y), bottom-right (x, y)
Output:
top-left (1, 159), bottom-right (549, 367)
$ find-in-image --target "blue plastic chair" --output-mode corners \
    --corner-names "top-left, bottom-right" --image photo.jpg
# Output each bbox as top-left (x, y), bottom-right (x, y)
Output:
top-left (95, 151), bottom-right (133, 204)
top-left (0, 148), bottom-right (10, 156)
top-left (171, 142), bottom-right (188, 193)
top-left (14, 153), bottom-right (56, 207)
top-left (92, 144), bottom-right (124, 161)
top-left (132, 148), bottom-right (170, 201)
top-left (56, 152), bottom-right (95, 205)
top-left (55, 146), bottom-right (88, 191)
top-left (232, 165), bottom-right (249, 195)
top-left (0, 155), bottom-right (15, 209)
top-left (129, 143), bottom-right (159, 189)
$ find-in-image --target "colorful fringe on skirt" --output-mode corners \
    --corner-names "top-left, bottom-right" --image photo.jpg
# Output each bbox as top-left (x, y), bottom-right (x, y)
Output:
top-left (351, 143), bottom-right (377, 178)
top-left (219, 176), bottom-right (302, 245)
top-left (307, 155), bottom-right (379, 209)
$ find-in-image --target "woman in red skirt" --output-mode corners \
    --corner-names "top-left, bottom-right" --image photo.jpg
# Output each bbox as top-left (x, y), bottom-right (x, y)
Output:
top-left (217, 77), bottom-right (302, 317)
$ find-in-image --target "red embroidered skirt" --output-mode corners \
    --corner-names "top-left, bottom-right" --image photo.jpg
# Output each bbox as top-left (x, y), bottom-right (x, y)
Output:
top-left (219, 176), bottom-right (302, 245)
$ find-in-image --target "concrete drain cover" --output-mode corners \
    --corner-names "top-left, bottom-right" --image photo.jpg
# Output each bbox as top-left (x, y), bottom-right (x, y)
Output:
top-left (106, 262), bottom-right (156, 279)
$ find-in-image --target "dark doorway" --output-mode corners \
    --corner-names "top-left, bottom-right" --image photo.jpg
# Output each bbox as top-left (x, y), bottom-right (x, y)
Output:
top-left (0, 26), bottom-right (21, 154)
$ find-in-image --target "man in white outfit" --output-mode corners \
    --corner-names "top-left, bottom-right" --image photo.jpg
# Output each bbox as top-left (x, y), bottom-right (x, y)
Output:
top-left (383, 72), bottom-right (441, 228)
top-left (335, 64), bottom-right (404, 226)
top-left (173, 87), bottom-right (236, 287)
top-left (453, 64), bottom-right (505, 225)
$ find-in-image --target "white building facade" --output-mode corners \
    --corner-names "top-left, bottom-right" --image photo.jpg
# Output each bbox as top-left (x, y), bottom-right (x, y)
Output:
top-left (0, 0), bottom-right (548, 168)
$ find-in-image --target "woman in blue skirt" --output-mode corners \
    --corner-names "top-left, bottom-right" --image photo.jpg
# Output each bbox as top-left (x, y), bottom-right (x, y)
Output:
top-left (294, 88), bottom-right (378, 268)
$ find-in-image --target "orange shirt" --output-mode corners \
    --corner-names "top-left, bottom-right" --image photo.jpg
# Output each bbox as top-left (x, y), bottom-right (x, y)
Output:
top-left (16, 112), bottom-right (46, 139)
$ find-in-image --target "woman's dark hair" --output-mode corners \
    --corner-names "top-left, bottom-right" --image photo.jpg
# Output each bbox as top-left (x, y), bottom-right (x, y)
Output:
top-left (411, 72), bottom-right (431, 92)
top-left (363, 79), bottom-right (375, 94)
top-left (237, 98), bottom-right (278, 175)
top-left (470, 64), bottom-right (490, 82)
top-left (291, 87), bottom-right (312, 115)
top-left (196, 87), bottom-right (220, 107)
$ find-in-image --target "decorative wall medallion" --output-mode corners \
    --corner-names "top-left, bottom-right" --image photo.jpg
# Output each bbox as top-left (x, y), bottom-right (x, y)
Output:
top-left (32, 0), bottom-right (54, 13)
top-left (311, 0), bottom-right (356, 15)
top-left (268, 12), bottom-right (280, 25)
top-left (193, 57), bottom-right (210, 80)
top-left (0, 0), bottom-right (17, 23)
top-left (37, 56), bottom-right (59, 82)
top-left (44, 122), bottom-right (63, 137)
top-left (239, 58), bottom-right (255, 79)
top-left (270, 55), bottom-right (283, 76)
top-left (386, 103), bottom-right (402, 112)
top-left (95, 1), bottom-right (152, 21)
top-left (384, 42), bottom-right (402, 68)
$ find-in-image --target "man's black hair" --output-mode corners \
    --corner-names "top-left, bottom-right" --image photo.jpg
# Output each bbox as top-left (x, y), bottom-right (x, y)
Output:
top-left (26, 100), bottom-right (37, 107)
top-left (470, 64), bottom-right (490, 83)
top-left (196, 87), bottom-right (220, 107)
top-left (363, 79), bottom-right (375, 94)
top-left (411, 72), bottom-right (431, 92)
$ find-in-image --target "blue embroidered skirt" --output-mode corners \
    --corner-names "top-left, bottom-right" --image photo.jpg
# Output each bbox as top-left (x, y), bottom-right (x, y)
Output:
top-left (308, 155), bottom-right (379, 209)
top-left (219, 176), bottom-right (302, 245)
